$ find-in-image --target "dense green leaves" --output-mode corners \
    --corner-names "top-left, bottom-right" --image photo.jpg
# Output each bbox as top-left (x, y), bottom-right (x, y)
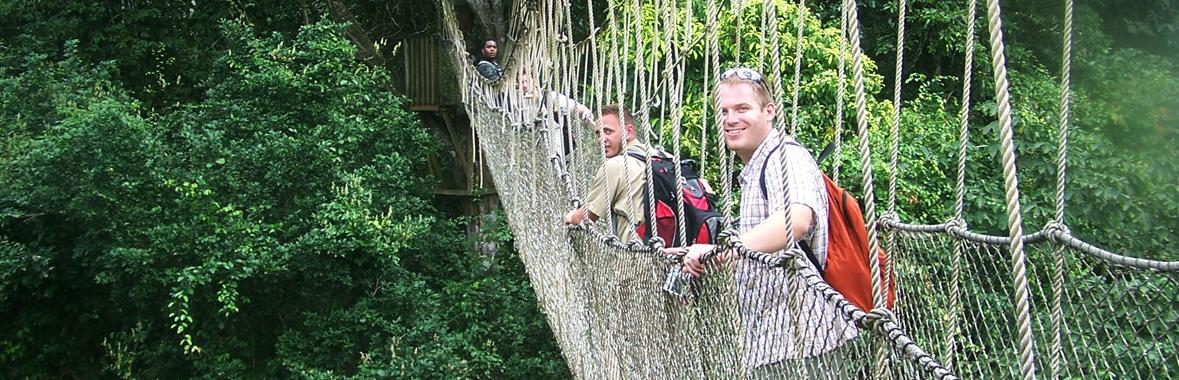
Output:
top-left (1, 0), bottom-right (1174, 377)
top-left (1, 17), bottom-right (566, 379)
top-left (613, 2), bottom-right (1177, 375)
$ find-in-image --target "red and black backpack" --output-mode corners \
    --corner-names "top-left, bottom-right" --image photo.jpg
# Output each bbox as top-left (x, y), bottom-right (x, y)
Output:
top-left (628, 150), bottom-right (723, 248)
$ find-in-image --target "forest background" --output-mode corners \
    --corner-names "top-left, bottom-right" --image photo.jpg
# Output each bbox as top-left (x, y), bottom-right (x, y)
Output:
top-left (1, 0), bottom-right (1175, 378)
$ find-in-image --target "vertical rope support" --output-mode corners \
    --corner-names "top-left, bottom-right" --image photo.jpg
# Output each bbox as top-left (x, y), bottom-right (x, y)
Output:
top-left (670, 0), bottom-right (690, 246)
top-left (1049, 0), bottom-right (1074, 378)
top-left (885, 0), bottom-right (907, 306)
top-left (619, 0), bottom-right (631, 108)
top-left (1054, 0), bottom-right (1073, 229)
top-left (700, 0), bottom-right (714, 169)
top-left (832, 9), bottom-right (848, 183)
top-left (769, 0), bottom-right (796, 253)
top-left (646, 0), bottom-right (660, 121)
top-left (656, 0), bottom-right (671, 135)
top-left (630, 0), bottom-right (643, 114)
top-left (733, 0), bottom-right (744, 62)
top-left (633, 0), bottom-right (646, 117)
top-left (713, 1), bottom-right (735, 224)
top-left (720, 0), bottom-right (740, 224)
top-left (788, 0), bottom-right (807, 137)
top-left (542, 0), bottom-right (556, 87)
top-left (947, 0), bottom-right (978, 371)
top-left (606, 0), bottom-right (623, 108)
top-left (643, 0), bottom-right (659, 132)
top-left (784, 1), bottom-right (812, 369)
top-left (629, 0), bottom-right (658, 248)
top-left (758, 0), bottom-right (769, 71)
top-left (560, 0), bottom-right (578, 171)
top-left (877, 1), bottom-right (906, 373)
top-left (842, 0), bottom-right (885, 323)
top-left (953, 0), bottom-right (977, 246)
top-left (584, 0), bottom-right (603, 223)
top-left (587, 0), bottom-right (601, 113)
top-left (602, 1), bottom-right (621, 235)
top-left (767, 1), bottom-right (785, 132)
top-left (840, 4), bottom-right (893, 378)
top-left (982, 0), bottom-right (1039, 378)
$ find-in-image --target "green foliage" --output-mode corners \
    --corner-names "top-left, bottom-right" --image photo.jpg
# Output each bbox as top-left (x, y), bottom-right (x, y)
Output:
top-left (810, 0), bottom-right (1179, 257)
top-left (1, 18), bottom-right (566, 379)
top-left (602, 3), bottom-right (1178, 376)
top-left (0, 1), bottom-right (311, 108)
top-left (598, 0), bottom-right (895, 204)
top-left (811, 0), bottom-right (1179, 376)
top-left (2, 0), bottom-right (1175, 378)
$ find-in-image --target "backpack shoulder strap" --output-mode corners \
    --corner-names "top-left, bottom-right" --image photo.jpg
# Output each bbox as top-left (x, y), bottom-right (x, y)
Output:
top-left (626, 146), bottom-right (670, 161)
top-left (757, 141), bottom-right (800, 198)
top-left (816, 140), bottom-right (837, 164)
top-left (625, 149), bottom-right (656, 163)
top-left (757, 140), bottom-right (825, 275)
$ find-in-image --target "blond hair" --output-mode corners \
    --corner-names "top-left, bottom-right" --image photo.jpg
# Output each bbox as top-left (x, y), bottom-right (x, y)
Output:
top-left (713, 76), bottom-right (775, 108)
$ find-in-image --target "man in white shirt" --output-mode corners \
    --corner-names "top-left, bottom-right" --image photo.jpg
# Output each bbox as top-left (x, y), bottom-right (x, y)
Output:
top-left (677, 68), bottom-right (859, 379)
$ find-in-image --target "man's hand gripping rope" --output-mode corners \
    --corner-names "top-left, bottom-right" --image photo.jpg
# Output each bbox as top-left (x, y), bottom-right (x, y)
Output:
top-left (660, 228), bottom-right (741, 277)
top-left (663, 228), bottom-right (803, 277)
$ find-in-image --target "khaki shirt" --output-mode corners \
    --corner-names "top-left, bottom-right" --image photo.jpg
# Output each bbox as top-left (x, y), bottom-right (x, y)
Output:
top-left (584, 141), bottom-right (650, 244)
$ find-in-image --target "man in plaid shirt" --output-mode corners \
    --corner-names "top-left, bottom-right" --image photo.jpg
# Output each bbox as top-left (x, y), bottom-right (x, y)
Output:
top-left (676, 68), bottom-right (859, 378)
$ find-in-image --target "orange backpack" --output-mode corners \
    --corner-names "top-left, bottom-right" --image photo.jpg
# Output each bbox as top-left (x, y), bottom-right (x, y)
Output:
top-left (761, 142), bottom-right (896, 312)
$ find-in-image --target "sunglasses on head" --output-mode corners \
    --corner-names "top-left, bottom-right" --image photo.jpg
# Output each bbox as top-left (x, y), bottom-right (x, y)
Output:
top-left (719, 67), bottom-right (765, 83)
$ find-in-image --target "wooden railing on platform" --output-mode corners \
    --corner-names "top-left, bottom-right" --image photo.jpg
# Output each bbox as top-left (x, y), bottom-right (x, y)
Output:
top-left (403, 36), bottom-right (441, 111)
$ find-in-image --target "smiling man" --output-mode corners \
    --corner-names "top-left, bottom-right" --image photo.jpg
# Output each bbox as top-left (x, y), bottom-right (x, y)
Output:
top-left (678, 68), bottom-right (858, 378)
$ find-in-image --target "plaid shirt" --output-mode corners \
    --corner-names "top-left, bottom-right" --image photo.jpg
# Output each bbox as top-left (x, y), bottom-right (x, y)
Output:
top-left (736, 129), bottom-right (858, 366)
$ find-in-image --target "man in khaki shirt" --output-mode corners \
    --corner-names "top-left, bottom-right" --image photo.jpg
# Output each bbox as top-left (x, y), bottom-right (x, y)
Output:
top-left (563, 104), bottom-right (649, 244)
top-left (564, 104), bottom-right (675, 378)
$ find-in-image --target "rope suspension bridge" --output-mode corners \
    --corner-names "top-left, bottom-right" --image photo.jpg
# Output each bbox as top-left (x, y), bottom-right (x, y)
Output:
top-left (437, 0), bottom-right (1178, 378)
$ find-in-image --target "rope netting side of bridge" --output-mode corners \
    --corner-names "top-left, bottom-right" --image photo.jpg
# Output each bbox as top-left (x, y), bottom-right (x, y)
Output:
top-left (437, 0), bottom-right (1179, 378)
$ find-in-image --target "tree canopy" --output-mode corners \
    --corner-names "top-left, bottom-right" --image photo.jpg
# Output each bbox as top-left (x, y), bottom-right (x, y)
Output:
top-left (2, 0), bottom-right (1175, 378)
top-left (1, 5), bottom-right (565, 378)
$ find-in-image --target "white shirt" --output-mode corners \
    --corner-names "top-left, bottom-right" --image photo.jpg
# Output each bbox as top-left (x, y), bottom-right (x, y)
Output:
top-left (735, 129), bottom-right (858, 366)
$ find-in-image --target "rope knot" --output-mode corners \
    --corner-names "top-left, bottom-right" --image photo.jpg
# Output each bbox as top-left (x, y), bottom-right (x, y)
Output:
top-left (767, 252), bottom-right (790, 268)
top-left (660, 252), bottom-right (682, 265)
top-left (647, 236), bottom-right (666, 251)
top-left (938, 218), bottom-right (966, 232)
top-left (716, 228), bottom-right (740, 250)
top-left (649, 238), bottom-right (675, 263)
top-left (628, 239), bottom-right (651, 253)
top-left (863, 308), bottom-right (897, 330)
top-left (879, 212), bottom-right (901, 229)
top-left (1044, 222), bottom-right (1071, 238)
top-left (698, 244), bottom-right (724, 264)
top-left (945, 218), bottom-right (968, 238)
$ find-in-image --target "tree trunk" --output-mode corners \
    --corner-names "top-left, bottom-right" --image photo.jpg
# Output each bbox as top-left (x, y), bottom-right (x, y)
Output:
top-left (326, 1), bottom-right (388, 67)
top-left (461, 0), bottom-right (506, 42)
